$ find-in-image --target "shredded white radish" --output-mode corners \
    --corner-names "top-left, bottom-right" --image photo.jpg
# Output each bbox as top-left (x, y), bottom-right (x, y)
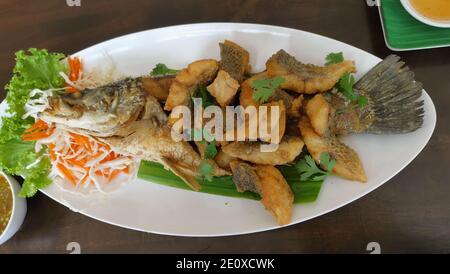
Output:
top-left (35, 125), bottom-right (138, 195)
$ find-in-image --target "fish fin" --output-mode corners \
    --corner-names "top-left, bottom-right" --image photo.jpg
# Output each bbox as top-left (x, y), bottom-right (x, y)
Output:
top-left (354, 55), bottom-right (424, 134)
top-left (160, 158), bottom-right (202, 191)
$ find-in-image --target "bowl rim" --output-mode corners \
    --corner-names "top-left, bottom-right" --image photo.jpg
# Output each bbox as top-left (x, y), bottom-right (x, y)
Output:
top-left (400, 0), bottom-right (450, 28)
top-left (0, 171), bottom-right (17, 239)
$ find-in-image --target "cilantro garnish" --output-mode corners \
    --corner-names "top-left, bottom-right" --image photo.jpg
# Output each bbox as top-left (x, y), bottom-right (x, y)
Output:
top-left (150, 63), bottom-right (180, 77)
top-left (204, 139), bottom-right (218, 160)
top-left (337, 73), bottom-right (368, 108)
top-left (325, 52), bottom-right (344, 65)
top-left (198, 160), bottom-right (214, 182)
top-left (252, 76), bottom-right (285, 103)
top-left (296, 152), bottom-right (336, 181)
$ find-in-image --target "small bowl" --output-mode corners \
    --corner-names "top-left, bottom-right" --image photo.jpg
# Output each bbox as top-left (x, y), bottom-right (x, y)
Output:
top-left (0, 172), bottom-right (27, 245)
top-left (400, 0), bottom-right (450, 28)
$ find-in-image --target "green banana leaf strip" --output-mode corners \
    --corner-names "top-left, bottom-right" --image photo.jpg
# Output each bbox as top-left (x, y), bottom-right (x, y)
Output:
top-left (138, 161), bottom-right (323, 204)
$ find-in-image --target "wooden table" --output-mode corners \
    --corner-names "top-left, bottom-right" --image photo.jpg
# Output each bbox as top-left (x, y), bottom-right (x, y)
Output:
top-left (0, 0), bottom-right (449, 254)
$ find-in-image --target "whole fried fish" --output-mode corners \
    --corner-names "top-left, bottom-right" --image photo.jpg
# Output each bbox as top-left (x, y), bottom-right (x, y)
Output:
top-left (40, 77), bottom-right (229, 190)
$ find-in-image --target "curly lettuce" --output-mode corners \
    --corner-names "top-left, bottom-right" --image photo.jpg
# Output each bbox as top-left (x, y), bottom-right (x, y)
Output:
top-left (0, 48), bottom-right (67, 197)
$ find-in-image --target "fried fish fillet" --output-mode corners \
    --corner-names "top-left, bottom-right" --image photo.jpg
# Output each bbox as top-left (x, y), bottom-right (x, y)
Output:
top-left (299, 116), bottom-right (367, 182)
top-left (222, 136), bottom-right (304, 165)
top-left (206, 70), bottom-right (240, 107)
top-left (266, 50), bottom-right (356, 94)
top-left (230, 161), bottom-right (293, 225)
top-left (164, 59), bottom-right (219, 111)
top-left (219, 40), bottom-right (251, 82)
top-left (141, 75), bottom-right (175, 101)
top-left (306, 94), bottom-right (330, 136)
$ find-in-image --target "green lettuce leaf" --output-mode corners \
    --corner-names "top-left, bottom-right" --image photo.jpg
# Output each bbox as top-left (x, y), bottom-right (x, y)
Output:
top-left (0, 48), bottom-right (67, 197)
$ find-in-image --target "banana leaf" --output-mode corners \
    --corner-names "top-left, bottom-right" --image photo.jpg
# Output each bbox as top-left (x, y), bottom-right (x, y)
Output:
top-left (138, 161), bottom-right (323, 204)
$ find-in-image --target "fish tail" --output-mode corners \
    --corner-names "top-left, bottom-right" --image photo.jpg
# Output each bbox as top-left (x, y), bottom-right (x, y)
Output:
top-left (355, 55), bottom-right (424, 134)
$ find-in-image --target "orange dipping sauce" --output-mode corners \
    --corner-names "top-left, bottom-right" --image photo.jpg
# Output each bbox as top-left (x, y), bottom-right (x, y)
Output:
top-left (410, 0), bottom-right (450, 21)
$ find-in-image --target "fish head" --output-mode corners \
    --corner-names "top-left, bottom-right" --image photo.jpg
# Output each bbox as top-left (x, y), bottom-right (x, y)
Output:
top-left (39, 78), bottom-right (146, 136)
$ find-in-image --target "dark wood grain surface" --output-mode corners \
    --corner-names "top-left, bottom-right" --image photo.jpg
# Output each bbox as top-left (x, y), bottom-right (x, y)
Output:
top-left (0, 0), bottom-right (449, 254)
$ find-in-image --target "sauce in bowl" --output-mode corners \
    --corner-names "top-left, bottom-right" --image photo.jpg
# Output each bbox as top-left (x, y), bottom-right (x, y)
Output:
top-left (0, 175), bottom-right (13, 235)
top-left (410, 0), bottom-right (450, 21)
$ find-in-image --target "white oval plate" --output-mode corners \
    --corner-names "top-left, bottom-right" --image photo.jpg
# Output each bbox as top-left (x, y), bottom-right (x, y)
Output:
top-left (0, 23), bottom-right (436, 237)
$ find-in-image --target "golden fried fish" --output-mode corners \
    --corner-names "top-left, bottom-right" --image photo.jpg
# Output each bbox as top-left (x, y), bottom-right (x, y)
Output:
top-left (230, 161), bottom-right (293, 225)
top-left (164, 59), bottom-right (219, 111)
top-left (222, 136), bottom-right (304, 165)
top-left (299, 116), bottom-right (367, 182)
top-left (266, 49), bottom-right (356, 94)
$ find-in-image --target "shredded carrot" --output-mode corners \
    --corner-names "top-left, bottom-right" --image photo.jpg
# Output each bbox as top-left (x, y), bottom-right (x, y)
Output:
top-left (66, 56), bottom-right (82, 93)
top-left (56, 163), bottom-right (77, 185)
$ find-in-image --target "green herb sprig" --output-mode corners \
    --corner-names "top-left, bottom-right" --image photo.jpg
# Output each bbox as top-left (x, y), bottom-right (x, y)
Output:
top-left (252, 76), bottom-right (285, 103)
top-left (150, 63), bottom-right (180, 77)
top-left (296, 152), bottom-right (336, 181)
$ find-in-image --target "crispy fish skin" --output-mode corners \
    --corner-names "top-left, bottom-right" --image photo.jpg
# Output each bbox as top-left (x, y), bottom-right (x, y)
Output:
top-left (229, 161), bottom-right (293, 225)
top-left (222, 136), bottom-right (304, 165)
top-left (164, 59), bottom-right (219, 111)
top-left (266, 50), bottom-right (356, 94)
top-left (219, 40), bottom-right (251, 82)
top-left (40, 77), bottom-right (146, 137)
top-left (230, 160), bottom-right (261, 193)
top-left (299, 116), bottom-right (367, 182)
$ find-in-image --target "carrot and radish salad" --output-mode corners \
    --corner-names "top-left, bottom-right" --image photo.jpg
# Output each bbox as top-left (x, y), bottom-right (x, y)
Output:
top-left (21, 56), bottom-right (136, 194)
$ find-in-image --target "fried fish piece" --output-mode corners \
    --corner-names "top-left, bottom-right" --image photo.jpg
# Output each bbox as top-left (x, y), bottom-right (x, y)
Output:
top-left (255, 165), bottom-right (293, 226)
top-left (222, 136), bottom-right (304, 165)
top-left (299, 116), bottom-right (367, 182)
top-left (214, 149), bottom-right (238, 171)
top-left (206, 70), bottom-right (240, 107)
top-left (306, 94), bottom-right (330, 136)
top-left (219, 40), bottom-right (251, 82)
top-left (230, 161), bottom-right (293, 225)
top-left (141, 75), bottom-right (175, 101)
top-left (266, 50), bottom-right (356, 94)
top-left (164, 59), bottom-right (219, 111)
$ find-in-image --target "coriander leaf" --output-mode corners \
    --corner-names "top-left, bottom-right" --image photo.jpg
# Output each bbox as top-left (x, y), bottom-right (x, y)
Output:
top-left (204, 139), bottom-right (218, 160)
top-left (337, 73), bottom-right (357, 101)
top-left (252, 76), bottom-right (285, 103)
top-left (296, 152), bottom-right (335, 182)
top-left (325, 52), bottom-right (344, 65)
top-left (198, 160), bottom-right (214, 182)
top-left (150, 63), bottom-right (180, 77)
top-left (320, 152), bottom-right (336, 173)
top-left (336, 73), bottom-right (368, 108)
top-left (198, 86), bottom-right (214, 108)
top-left (357, 95), bottom-right (368, 108)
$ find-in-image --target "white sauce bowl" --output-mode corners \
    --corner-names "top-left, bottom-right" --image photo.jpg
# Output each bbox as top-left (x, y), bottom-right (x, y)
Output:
top-left (400, 0), bottom-right (450, 28)
top-left (0, 172), bottom-right (27, 245)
